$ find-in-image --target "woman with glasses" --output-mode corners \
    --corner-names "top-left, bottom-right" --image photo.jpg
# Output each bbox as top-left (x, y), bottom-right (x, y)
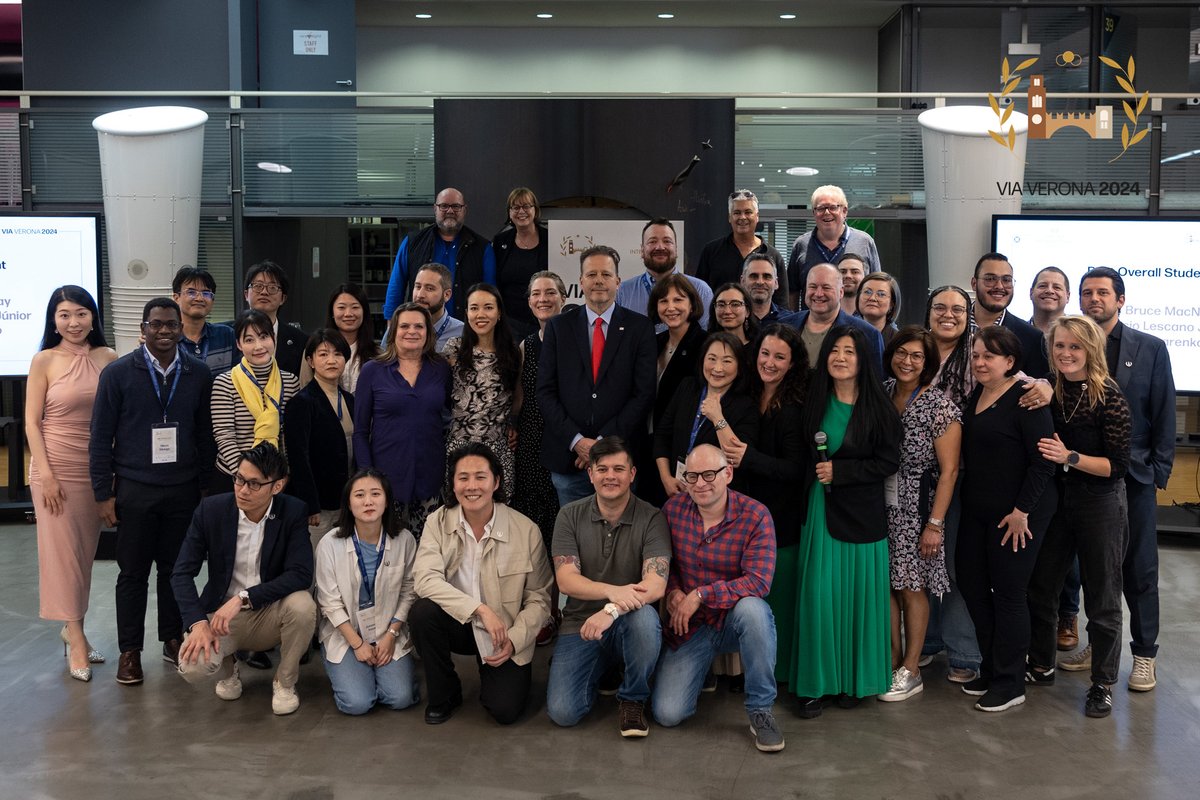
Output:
top-left (877, 327), bottom-right (960, 702)
top-left (493, 187), bottom-right (548, 341)
top-left (790, 325), bottom-right (901, 716)
top-left (855, 272), bottom-right (902, 346)
top-left (300, 283), bottom-right (379, 393)
top-left (211, 309), bottom-right (301, 494)
top-left (708, 283), bottom-right (758, 348)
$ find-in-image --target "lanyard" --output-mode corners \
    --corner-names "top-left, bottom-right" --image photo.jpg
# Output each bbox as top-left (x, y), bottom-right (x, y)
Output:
top-left (334, 389), bottom-right (343, 421)
top-left (688, 385), bottom-right (709, 453)
top-left (239, 363), bottom-right (283, 414)
top-left (143, 349), bottom-right (182, 423)
top-left (352, 531), bottom-right (386, 600)
top-left (435, 313), bottom-right (452, 339)
top-left (813, 231), bottom-right (848, 264)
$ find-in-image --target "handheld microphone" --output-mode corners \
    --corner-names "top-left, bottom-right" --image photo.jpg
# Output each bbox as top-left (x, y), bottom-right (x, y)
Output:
top-left (814, 431), bottom-right (831, 495)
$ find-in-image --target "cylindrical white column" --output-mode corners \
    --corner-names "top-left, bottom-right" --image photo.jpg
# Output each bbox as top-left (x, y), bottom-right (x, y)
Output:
top-left (93, 106), bottom-right (208, 354)
top-left (919, 106), bottom-right (1028, 293)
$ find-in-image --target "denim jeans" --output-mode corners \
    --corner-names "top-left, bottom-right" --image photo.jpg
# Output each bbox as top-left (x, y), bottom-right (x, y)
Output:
top-left (323, 650), bottom-right (419, 715)
top-left (922, 481), bottom-right (982, 670)
top-left (1123, 477), bottom-right (1160, 658)
top-left (1028, 481), bottom-right (1127, 685)
top-left (546, 605), bottom-right (661, 726)
top-left (1058, 559), bottom-right (1081, 617)
top-left (651, 597), bottom-right (776, 727)
top-left (551, 470), bottom-right (594, 508)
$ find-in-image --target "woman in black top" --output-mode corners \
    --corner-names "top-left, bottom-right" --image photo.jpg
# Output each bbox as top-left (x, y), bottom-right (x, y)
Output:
top-left (723, 323), bottom-right (809, 681)
top-left (957, 326), bottom-right (1056, 713)
top-left (708, 283), bottom-right (758, 347)
top-left (493, 187), bottom-right (548, 341)
top-left (1027, 315), bottom-right (1132, 718)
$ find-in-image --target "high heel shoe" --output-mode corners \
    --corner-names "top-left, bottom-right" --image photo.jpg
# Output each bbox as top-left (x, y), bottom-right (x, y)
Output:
top-left (60, 625), bottom-right (105, 664)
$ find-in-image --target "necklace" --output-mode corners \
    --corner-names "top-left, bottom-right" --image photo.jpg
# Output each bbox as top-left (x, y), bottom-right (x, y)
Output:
top-left (1061, 382), bottom-right (1088, 423)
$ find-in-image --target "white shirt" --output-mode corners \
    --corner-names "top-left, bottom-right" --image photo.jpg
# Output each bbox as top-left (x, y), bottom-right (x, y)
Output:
top-left (227, 500), bottom-right (272, 602)
top-left (451, 507), bottom-right (496, 658)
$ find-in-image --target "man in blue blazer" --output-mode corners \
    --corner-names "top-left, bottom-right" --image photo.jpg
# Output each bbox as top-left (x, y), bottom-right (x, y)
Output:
top-left (537, 245), bottom-right (657, 506)
top-left (1075, 267), bottom-right (1175, 692)
top-left (970, 253), bottom-right (1051, 378)
top-left (780, 263), bottom-right (884, 377)
top-left (172, 443), bottom-right (317, 715)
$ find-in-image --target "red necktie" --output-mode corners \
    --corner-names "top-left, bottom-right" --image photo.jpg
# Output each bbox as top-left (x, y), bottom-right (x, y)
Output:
top-left (591, 317), bottom-right (605, 383)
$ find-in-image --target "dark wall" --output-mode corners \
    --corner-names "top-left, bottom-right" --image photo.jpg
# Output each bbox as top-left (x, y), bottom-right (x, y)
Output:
top-left (257, 0), bottom-right (356, 108)
top-left (434, 99), bottom-right (735, 269)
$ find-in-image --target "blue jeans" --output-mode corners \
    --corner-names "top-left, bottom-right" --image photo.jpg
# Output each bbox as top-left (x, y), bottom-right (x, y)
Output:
top-left (551, 470), bottom-right (594, 507)
top-left (546, 605), bottom-right (661, 726)
top-left (323, 650), bottom-right (419, 716)
top-left (651, 597), bottom-right (776, 727)
top-left (922, 480), bottom-right (982, 670)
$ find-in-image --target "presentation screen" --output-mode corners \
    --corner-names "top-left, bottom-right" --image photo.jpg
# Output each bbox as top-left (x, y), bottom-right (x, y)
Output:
top-left (992, 214), bottom-right (1199, 394)
top-left (0, 214), bottom-right (101, 377)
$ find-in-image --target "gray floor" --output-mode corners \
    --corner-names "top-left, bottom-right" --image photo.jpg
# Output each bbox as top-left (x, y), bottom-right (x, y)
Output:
top-left (2, 522), bottom-right (1199, 800)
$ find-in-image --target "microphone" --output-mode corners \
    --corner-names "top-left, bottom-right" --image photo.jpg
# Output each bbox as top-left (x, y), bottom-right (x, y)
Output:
top-left (814, 431), bottom-right (831, 495)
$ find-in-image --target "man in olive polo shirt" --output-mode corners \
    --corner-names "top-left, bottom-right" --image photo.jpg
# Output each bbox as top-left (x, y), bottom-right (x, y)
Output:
top-left (545, 436), bottom-right (671, 738)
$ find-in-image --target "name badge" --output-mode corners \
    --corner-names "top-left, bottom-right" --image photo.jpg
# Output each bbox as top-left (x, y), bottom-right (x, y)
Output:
top-left (356, 599), bottom-right (378, 645)
top-left (883, 472), bottom-right (899, 507)
top-left (151, 423), bottom-right (179, 464)
top-left (675, 460), bottom-right (688, 483)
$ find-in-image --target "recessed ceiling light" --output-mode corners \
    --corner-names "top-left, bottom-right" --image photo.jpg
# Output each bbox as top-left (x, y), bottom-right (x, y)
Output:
top-left (657, 14), bottom-right (675, 20)
top-left (257, 162), bottom-right (292, 174)
top-left (786, 166), bottom-right (820, 176)
top-left (537, 13), bottom-right (553, 19)
top-left (780, 14), bottom-right (797, 20)
top-left (415, 13), bottom-right (432, 20)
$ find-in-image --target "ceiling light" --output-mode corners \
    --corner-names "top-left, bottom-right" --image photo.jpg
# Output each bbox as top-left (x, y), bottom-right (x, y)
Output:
top-left (780, 14), bottom-right (797, 20)
top-left (415, 13), bottom-right (432, 20)
top-left (537, 13), bottom-right (553, 19)
top-left (786, 166), bottom-right (820, 176)
top-left (257, 162), bottom-right (292, 174)
top-left (657, 14), bottom-right (675, 20)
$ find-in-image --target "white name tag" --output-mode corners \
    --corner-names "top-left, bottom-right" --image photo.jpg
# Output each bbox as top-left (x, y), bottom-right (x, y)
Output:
top-left (884, 472), bottom-right (899, 507)
top-left (151, 423), bottom-right (178, 464)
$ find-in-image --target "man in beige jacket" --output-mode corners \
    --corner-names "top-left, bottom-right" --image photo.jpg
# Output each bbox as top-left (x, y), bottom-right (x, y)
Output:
top-left (410, 442), bottom-right (553, 725)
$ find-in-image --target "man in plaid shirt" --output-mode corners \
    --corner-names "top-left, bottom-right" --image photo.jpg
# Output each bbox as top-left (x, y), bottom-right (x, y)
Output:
top-left (650, 444), bottom-right (783, 752)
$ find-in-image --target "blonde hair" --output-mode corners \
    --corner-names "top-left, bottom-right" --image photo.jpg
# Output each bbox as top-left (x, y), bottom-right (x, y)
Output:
top-left (1049, 314), bottom-right (1110, 410)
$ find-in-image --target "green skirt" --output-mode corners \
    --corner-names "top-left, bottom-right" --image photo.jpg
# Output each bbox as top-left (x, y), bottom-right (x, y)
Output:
top-left (767, 543), bottom-right (800, 683)
top-left (788, 486), bottom-right (892, 698)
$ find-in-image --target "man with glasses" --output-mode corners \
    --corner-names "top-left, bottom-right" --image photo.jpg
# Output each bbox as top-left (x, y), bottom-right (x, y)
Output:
top-left (90, 297), bottom-right (215, 685)
top-left (651, 444), bottom-right (782, 752)
top-left (171, 266), bottom-right (235, 374)
top-left (383, 187), bottom-right (497, 322)
top-left (741, 254), bottom-right (788, 324)
top-left (173, 442), bottom-right (317, 715)
top-left (787, 185), bottom-right (880, 311)
top-left (242, 260), bottom-right (307, 376)
top-left (969, 253), bottom-right (1049, 377)
top-left (616, 218), bottom-right (713, 332)
top-left (696, 190), bottom-right (789, 307)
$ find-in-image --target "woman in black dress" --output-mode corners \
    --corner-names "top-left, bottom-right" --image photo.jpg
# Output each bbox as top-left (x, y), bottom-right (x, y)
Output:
top-left (493, 187), bottom-right (549, 341)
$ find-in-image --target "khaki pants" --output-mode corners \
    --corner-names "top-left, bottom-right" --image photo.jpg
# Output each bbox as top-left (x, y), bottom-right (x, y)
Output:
top-left (178, 591), bottom-right (317, 689)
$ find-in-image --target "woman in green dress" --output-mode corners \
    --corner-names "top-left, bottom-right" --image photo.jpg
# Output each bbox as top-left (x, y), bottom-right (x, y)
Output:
top-left (790, 325), bottom-right (902, 717)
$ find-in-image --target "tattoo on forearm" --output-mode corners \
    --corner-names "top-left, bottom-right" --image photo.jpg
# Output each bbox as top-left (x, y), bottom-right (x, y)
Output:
top-left (553, 555), bottom-right (582, 573)
top-left (643, 556), bottom-right (669, 579)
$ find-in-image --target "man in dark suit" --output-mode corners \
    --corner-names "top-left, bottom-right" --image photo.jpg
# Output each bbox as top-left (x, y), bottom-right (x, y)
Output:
top-left (172, 443), bottom-right (317, 715)
top-left (969, 253), bottom-right (1050, 378)
top-left (780, 263), bottom-right (884, 376)
top-left (242, 260), bottom-right (307, 375)
top-left (1067, 267), bottom-right (1175, 692)
top-left (537, 245), bottom-right (657, 506)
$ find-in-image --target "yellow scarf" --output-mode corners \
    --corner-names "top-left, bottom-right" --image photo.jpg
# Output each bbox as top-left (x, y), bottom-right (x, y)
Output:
top-left (231, 357), bottom-right (283, 447)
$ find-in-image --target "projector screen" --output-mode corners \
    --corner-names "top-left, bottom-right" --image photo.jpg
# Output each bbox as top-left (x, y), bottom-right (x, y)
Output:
top-left (0, 214), bottom-right (101, 377)
top-left (992, 214), bottom-right (1198, 394)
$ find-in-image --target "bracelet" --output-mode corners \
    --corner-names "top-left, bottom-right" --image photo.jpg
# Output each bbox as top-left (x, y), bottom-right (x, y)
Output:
top-left (351, 638), bottom-right (366, 649)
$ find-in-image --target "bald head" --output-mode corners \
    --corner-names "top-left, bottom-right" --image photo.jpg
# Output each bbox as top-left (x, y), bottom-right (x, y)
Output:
top-left (805, 263), bottom-right (843, 321)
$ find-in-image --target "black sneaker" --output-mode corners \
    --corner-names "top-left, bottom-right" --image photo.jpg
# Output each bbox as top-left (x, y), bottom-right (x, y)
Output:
top-left (975, 690), bottom-right (1026, 712)
top-left (1025, 665), bottom-right (1055, 686)
top-left (618, 700), bottom-right (649, 738)
top-left (796, 697), bottom-right (824, 719)
top-left (1085, 683), bottom-right (1113, 718)
top-left (961, 676), bottom-right (989, 697)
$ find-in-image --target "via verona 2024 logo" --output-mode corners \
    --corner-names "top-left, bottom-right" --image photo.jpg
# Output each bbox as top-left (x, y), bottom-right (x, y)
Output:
top-left (988, 52), bottom-right (1149, 163)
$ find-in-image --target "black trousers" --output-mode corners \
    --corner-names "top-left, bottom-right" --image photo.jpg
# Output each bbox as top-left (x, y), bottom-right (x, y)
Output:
top-left (408, 597), bottom-right (531, 725)
top-left (115, 477), bottom-right (199, 653)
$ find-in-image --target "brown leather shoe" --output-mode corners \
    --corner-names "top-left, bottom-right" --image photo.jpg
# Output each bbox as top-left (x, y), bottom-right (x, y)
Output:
top-left (1056, 615), bottom-right (1079, 651)
top-left (162, 639), bottom-right (181, 666)
top-left (116, 650), bottom-right (144, 685)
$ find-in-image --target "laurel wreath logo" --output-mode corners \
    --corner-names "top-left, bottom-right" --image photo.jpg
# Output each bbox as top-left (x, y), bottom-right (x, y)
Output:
top-left (1098, 55), bottom-right (1148, 163)
top-left (988, 56), bottom-right (1039, 151)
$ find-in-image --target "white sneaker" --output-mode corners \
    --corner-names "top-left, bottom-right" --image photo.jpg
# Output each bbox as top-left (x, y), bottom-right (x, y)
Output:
top-left (878, 666), bottom-right (924, 702)
top-left (1128, 655), bottom-right (1156, 692)
top-left (215, 661), bottom-right (242, 701)
top-left (272, 681), bottom-right (300, 715)
top-left (1059, 644), bottom-right (1092, 672)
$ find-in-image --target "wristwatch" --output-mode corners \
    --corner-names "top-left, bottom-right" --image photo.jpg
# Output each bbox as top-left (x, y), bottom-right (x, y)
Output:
top-left (1065, 451), bottom-right (1080, 472)
top-left (387, 627), bottom-right (401, 639)
top-left (602, 603), bottom-right (620, 621)
top-left (238, 590), bottom-right (252, 610)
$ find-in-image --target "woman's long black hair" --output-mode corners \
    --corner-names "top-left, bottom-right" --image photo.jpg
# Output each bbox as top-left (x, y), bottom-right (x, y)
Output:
top-left (456, 283), bottom-right (519, 394)
top-left (802, 324), bottom-right (899, 449)
top-left (41, 285), bottom-right (107, 350)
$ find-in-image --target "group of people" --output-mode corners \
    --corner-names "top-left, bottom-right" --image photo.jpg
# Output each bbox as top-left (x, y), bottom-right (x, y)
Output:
top-left (27, 182), bottom-right (1173, 748)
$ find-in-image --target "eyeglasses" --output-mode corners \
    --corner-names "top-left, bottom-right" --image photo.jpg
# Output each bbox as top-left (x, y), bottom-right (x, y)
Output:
top-left (509, 203), bottom-right (535, 212)
top-left (814, 204), bottom-right (845, 215)
top-left (247, 282), bottom-right (282, 295)
top-left (860, 288), bottom-right (890, 299)
top-left (233, 473), bottom-right (278, 491)
top-left (893, 348), bottom-right (926, 363)
top-left (141, 320), bottom-right (182, 332)
top-left (681, 469), bottom-right (724, 485)
top-left (978, 274), bottom-right (1014, 287)
top-left (183, 288), bottom-right (215, 301)
top-left (729, 190), bottom-right (757, 201)
top-left (715, 300), bottom-right (745, 310)
top-left (930, 303), bottom-right (967, 316)
top-left (435, 203), bottom-right (465, 212)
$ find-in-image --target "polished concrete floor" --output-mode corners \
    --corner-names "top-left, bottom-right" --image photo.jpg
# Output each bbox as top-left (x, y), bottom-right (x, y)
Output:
top-left (2, 521), bottom-right (1199, 800)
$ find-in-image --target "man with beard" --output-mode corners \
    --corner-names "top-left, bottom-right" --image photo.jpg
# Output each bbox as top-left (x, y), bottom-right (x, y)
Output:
top-left (616, 218), bottom-right (713, 332)
top-left (836, 253), bottom-right (867, 317)
top-left (383, 187), bottom-right (496, 321)
top-left (410, 262), bottom-right (464, 352)
top-left (741, 254), bottom-right (788, 324)
top-left (1029, 266), bottom-right (1071, 334)
top-left (787, 185), bottom-right (880, 310)
top-left (695, 189), bottom-right (788, 306)
top-left (968, 253), bottom-right (1049, 377)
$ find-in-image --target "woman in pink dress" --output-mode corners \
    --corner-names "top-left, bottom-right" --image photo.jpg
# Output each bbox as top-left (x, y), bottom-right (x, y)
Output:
top-left (26, 286), bottom-right (117, 681)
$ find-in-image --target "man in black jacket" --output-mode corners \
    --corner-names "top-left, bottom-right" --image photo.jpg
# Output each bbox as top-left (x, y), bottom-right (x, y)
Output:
top-left (172, 443), bottom-right (317, 716)
top-left (242, 260), bottom-right (307, 375)
top-left (90, 297), bottom-right (214, 686)
top-left (969, 253), bottom-right (1050, 378)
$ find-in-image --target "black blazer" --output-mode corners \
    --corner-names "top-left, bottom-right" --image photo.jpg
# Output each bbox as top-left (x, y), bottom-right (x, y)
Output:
top-left (739, 401), bottom-right (808, 548)
top-left (654, 378), bottom-right (759, 476)
top-left (1112, 322), bottom-right (1176, 488)
top-left (536, 303), bottom-right (657, 474)
top-left (171, 493), bottom-right (314, 630)
top-left (284, 380), bottom-right (355, 515)
top-left (274, 320), bottom-right (308, 376)
top-left (802, 400), bottom-right (902, 544)
top-left (653, 324), bottom-right (707, 426)
top-left (1000, 312), bottom-right (1050, 379)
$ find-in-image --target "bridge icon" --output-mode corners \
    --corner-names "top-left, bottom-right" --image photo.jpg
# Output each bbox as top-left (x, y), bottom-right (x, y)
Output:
top-left (1027, 75), bottom-right (1113, 140)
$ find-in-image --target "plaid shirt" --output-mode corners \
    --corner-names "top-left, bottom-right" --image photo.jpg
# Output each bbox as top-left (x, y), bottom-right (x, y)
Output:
top-left (662, 489), bottom-right (776, 648)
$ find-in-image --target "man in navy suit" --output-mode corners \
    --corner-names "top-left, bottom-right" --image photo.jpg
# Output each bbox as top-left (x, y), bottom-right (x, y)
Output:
top-left (537, 245), bottom-right (657, 506)
top-left (1069, 267), bottom-right (1175, 692)
top-left (781, 263), bottom-right (884, 376)
top-left (969, 253), bottom-right (1051, 378)
top-left (172, 443), bottom-right (317, 715)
